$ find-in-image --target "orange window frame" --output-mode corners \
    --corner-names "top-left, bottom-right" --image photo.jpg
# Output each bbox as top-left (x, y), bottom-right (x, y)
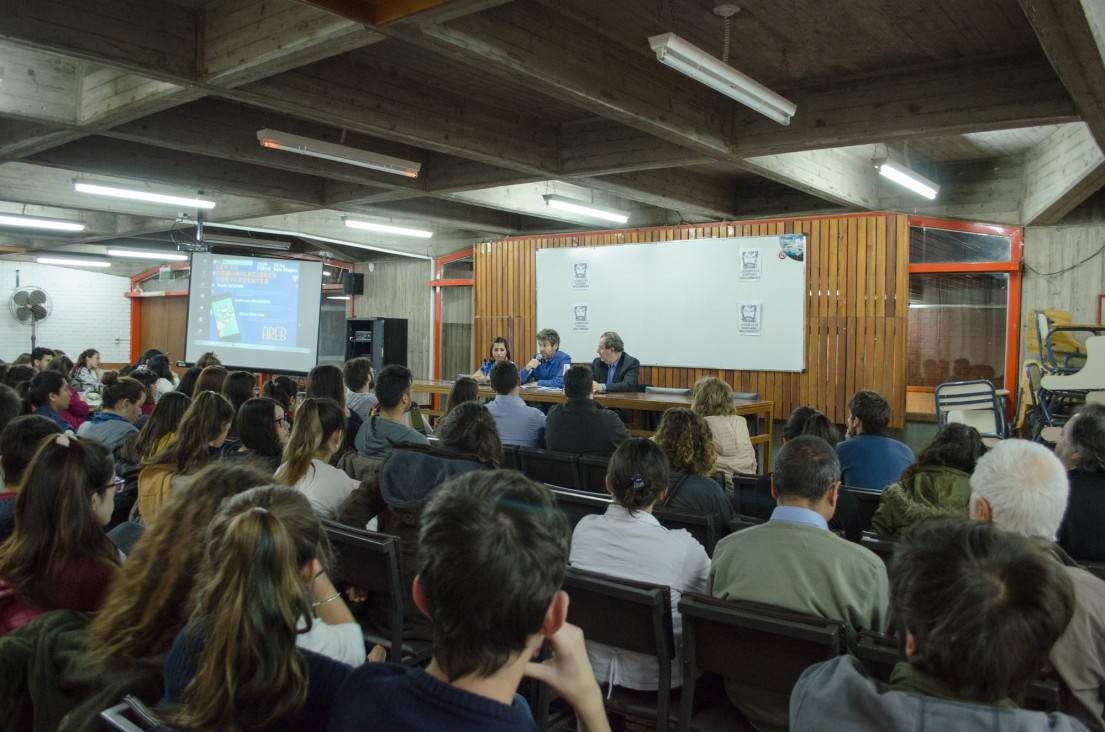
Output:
top-left (429, 249), bottom-right (475, 382)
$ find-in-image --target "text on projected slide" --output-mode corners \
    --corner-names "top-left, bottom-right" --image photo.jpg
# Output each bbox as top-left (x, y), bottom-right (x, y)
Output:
top-left (195, 258), bottom-right (309, 354)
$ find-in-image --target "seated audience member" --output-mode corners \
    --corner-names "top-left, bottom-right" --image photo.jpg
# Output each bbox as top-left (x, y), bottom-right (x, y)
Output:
top-left (30, 346), bottom-right (54, 372)
top-left (355, 364), bottom-right (428, 460)
top-left (11, 354), bottom-right (32, 366)
top-left (472, 336), bottom-right (515, 384)
top-left (710, 435), bottom-right (888, 731)
top-left (970, 439), bottom-right (1105, 729)
top-left (343, 357), bottom-right (378, 421)
top-left (0, 383), bottom-right (21, 436)
top-left (71, 348), bottom-right (103, 393)
top-left (570, 438), bottom-right (708, 691)
top-left (160, 486), bottom-right (366, 731)
top-left (119, 391), bottom-right (191, 467)
top-left (4, 364), bottom-right (35, 388)
top-left (192, 364), bottom-right (229, 395)
top-left (123, 348), bottom-right (162, 376)
top-left (330, 471), bottom-right (610, 732)
top-left (1056, 404), bottom-right (1105, 562)
top-left (127, 368), bottom-right (159, 419)
top-left (262, 374), bottom-right (300, 421)
top-left (791, 519), bottom-right (1084, 731)
top-left (653, 408), bottom-right (733, 525)
top-left (692, 376), bottom-right (756, 479)
top-left (339, 401), bottom-right (502, 641)
top-left (47, 355), bottom-right (90, 430)
top-left (136, 391), bottom-right (232, 525)
top-left (77, 373), bottom-right (147, 476)
top-left (0, 415), bottom-right (64, 541)
top-left (519, 328), bottom-right (572, 388)
top-left (442, 376), bottom-right (479, 421)
top-left (19, 370), bottom-right (72, 430)
top-left (224, 397), bottom-right (289, 476)
top-left (591, 331), bottom-right (640, 394)
top-left (195, 351), bottom-right (220, 369)
top-left (174, 365), bottom-right (202, 398)
top-left (870, 422), bottom-right (985, 536)
top-left (486, 361), bottom-right (546, 448)
top-left (220, 370), bottom-right (256, 443)
top-left (307, 364), bottom-right (362, 458)
top-left (276, 398), bottom-right (357, 519)
top-left (836, 389), bottom-right (914, 489)
top-left (0, 435), bottom-right (120, 636)
top-left (147, 354), bottom-right (180, 401)
top-left (545, 365), bottom-right (628, 457)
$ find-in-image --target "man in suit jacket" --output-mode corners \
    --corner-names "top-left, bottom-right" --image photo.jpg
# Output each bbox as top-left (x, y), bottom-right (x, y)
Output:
top-left (546, 366), bottom-right (629, 457)
top-left (591, 331), bottom-right (640, 394)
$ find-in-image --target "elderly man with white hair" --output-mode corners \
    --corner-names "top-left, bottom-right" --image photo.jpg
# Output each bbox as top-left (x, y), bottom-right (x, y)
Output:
top-left (970, 439), bottom-right (1105, 731)
top-left (1056, 403), bottom-right (1105, 562)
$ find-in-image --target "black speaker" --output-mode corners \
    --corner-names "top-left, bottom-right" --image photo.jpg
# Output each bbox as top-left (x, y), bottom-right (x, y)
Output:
top-left (343, 272), bottom-right (364, 296)
top-left (345, 317), bottom-right (408, 373)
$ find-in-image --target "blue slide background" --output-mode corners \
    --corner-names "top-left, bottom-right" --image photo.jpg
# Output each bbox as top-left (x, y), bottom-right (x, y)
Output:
top-left (204, 259), bottom-right (301, 345)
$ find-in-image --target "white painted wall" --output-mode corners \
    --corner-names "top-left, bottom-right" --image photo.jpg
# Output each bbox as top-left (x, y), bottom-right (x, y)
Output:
top-left (0, 262), bottom-right (132, 362)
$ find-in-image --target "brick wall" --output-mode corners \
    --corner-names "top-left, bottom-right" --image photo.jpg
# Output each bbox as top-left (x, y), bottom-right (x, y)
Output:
top-left (0, 262), bottom-right (132, 363)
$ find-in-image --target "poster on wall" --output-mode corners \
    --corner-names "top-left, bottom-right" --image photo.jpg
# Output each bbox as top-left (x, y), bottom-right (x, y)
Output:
top-left (738, 302), bottom-right (762, 336)
top-left (571, 260), bottom-right (590, 290)
top-left (739, 248), bottom-right (762, 281)
top-left (572, 303), bottom-right (590, 332)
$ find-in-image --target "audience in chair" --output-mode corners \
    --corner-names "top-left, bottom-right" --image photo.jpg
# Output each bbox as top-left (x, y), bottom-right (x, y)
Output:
top-left (791, 518), bottom-right (1087, 731)
top-left (545, 365), bottom-right (628, 457)
top-left (569, 438), bottom-right (708, 691)
top-left (870, 422), bottom-right (985, 537)
top-left (486, 361), bottom-right (546, 448)
top-left (355, 364), bottom-right (428, 460)
top-left (709, 435), bottom-right (888, 732)
top-left (0, 415), bottom-right (64, 542)
top-left (691, 376), bottom-right (757, 481)
top-left (223, 396), bottom-right (290, 476)
top-left (1056, 403), bottom-right (1105, 562)
top-left (652, 408), bottom-right (733, 526)
top-left (330, 470), bottom-right (611, 732)
top-left (343, 357), bottom-right (378, 421)
top-left (276, 398), bottom-right (358, 520)
top-left (836, 389), bottom-right (914, 490)
top-left (970, 439), bottom-right (1105, 730)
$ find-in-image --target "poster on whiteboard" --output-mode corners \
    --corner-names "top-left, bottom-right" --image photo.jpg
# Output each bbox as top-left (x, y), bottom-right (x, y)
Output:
top-left (738, 302), bottom-right (762, 336)
top-left (572, 303), bottom-right (590, 332)
top-left (739, 248), bottom-right (762, 281)
top-left (571, 261), bottom-right (590, 290)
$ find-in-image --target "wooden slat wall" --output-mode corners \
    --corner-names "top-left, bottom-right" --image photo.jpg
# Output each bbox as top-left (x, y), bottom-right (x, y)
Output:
top-left (473, 213), bottom-right (911, 427)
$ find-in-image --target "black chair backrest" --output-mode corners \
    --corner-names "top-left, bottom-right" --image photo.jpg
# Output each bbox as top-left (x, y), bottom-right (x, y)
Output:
top-left (859, 531), bottom-right (897, 566)
top-left (550, 485), bottom-right (612, 530)
top-left (840, 485), bottom-right (882, 531)
top-left (519, 447), bottom-right (580, 489)
top-left (562, 567), bottom-right (675, 725)
top-left (653, 505), bottom-right (718, 557)
top-left (729, 513), bottom-right (767, 533)
top-left (321, 520), bottom-right (405, 662)
top-left (678, 592), bottom-right (846, 695)
top-left (502, 444), bottom-right (521, 470)
top-left (579, 454), bottom-right (610, 493)
top-left (100, 695), bottom-right (162, 731)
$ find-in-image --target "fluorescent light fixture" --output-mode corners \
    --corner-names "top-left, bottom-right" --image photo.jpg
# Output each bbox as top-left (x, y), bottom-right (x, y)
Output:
top-left (875, 158), bottom-right (939, 200)
top-left (0, 214), bottom-right (86, 232)
top-left (107, 248), bottom-right (189, 261)
top-left (542, 195), bottom-right (630, 224)
top-left (37, 257), bottom-right (110, 267)
top-left (327, 295), bottom-right (351, 301)
top-left (201, 232), bottom-right (291, 251)
top-left (74, 182), bottom-right (216, 209)
top-left (343, 217), bottom-right (433, 238)
top-left (257, 129), bottom-right (422, 178)
top-left (648, 33), bottom-right (797, 126)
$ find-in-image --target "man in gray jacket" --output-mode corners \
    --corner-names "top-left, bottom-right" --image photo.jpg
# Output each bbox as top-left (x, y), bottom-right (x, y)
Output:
top-left (790, 518), bottom-right (1087, 731)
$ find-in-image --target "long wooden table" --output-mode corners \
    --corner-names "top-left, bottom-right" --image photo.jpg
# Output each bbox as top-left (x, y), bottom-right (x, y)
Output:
top-left (412, 379), bottom-right (775, 470)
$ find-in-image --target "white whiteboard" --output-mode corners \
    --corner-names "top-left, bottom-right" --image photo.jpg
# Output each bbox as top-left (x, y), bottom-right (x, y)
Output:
top-left (536, 235), bottom-right (807, 371)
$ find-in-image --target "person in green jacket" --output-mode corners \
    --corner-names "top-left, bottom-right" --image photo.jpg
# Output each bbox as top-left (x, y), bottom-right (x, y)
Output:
top-left (870, 423), bottom-right (985, 536)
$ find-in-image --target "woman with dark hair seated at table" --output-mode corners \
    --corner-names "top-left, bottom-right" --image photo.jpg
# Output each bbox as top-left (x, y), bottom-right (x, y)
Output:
top-left (652, 408), bottom-right (733, 529)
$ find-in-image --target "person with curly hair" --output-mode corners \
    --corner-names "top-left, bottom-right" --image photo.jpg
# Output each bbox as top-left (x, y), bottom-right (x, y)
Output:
top-left (652, 408), bottom-right (732, 527)
top-left (691, 376), bottom-right (756, 479)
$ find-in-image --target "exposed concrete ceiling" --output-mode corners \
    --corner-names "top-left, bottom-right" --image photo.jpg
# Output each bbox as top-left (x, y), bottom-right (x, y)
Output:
top-left (0, 0), bottom-right (1102, 276)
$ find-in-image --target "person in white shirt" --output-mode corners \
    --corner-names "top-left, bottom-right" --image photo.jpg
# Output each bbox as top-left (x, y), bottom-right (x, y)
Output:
top-left (569, 437), bottom-right (709, 692)
top-left (275, 397), bottom-right (357, 520)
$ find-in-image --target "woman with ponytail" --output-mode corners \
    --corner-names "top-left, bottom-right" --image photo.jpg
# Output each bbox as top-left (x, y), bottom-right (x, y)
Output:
top-left (275, 398), bottom-right (356, 519)
top-left (0, 434), bottom-right (121, 635)
top-left (78, 373), bottom-right (147, 475)
top-left (19, 370), bottom-right (72, 430)
top-left (161, 485), bottom-right (365, 730)
top-left (136, 391), bottom-right (233, 525)
top-left (569, 437), bottom-right (709, 692)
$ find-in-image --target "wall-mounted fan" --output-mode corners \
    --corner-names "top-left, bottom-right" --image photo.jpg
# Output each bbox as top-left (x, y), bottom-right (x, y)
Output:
top-left (8, 286), bottom-right (52, 350)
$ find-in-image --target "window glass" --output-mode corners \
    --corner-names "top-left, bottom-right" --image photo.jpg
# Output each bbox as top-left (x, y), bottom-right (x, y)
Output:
top-left (910, 227), bottom-right (1011, 263)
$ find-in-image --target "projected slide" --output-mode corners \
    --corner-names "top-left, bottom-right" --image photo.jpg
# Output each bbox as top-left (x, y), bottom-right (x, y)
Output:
top-left (185, 253), bottom-right (324, 374)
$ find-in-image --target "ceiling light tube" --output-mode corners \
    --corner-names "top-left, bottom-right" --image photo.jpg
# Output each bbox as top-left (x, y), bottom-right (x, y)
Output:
top-left (542, 195), bottom-right (630, 224)
top-left (257, 129), bottom-right (422, 178)
top-left (107, 248), bottom-right (189, 261)
top-left (648, 33), bottom-right (797, 126)
top-left (327, 295), bottom-right (351, 301)
top-left (0, 214), bottom-right (86, 232)
top-left (200, 232), bottom-right (291, 251)
top-left (342, 217), bottom-right (433, 238)
top-left (74, 182), bottom-right (216, 209)
top-left (36, 257), bottom-right (110, 267)
top-left (876, 159), bottom-right (939, 200)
